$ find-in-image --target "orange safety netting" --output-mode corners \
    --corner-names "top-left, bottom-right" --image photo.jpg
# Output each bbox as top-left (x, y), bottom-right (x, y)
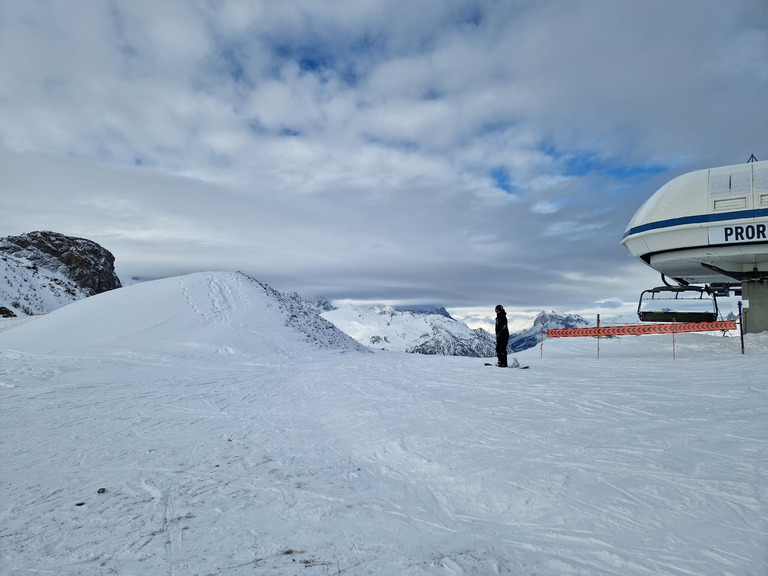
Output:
top-left (546, 321), bottom-right (737, 338)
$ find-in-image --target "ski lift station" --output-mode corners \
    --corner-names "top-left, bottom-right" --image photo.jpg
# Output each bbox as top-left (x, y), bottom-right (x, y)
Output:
top-left (621, 158), bottom-right (768, 334)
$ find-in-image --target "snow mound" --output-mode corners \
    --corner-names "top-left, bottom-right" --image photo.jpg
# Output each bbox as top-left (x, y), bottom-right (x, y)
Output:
top-left (0, 271), bottom-right (366, 356)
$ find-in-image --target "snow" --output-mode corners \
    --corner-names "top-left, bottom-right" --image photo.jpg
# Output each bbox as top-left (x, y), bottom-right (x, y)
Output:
top-left (0, 254), bottom-right (91, 315)
top-left (1, 271), bottom-right (766, 575)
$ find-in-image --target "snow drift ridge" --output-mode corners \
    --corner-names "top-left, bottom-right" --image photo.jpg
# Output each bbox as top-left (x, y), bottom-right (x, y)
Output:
top-left (0, 271), bottom-right (366, 356)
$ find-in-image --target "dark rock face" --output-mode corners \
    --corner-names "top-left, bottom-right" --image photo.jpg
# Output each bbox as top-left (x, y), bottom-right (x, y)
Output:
top-left (0, 306), bottom-right (16, 318)
top-left (0, 231), bottom-right (122, 295)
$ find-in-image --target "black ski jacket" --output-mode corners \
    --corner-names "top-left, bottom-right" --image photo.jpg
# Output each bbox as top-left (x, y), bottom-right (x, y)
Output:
top-left (495, 309), bottom-right (509, 339)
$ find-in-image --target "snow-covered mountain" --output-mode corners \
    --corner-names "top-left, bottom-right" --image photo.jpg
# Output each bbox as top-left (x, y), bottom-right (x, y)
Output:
top-left (322, 304), bottom-right (589, 356)
top-left (509, 310), bottom-right (590, 351)
top-left (0, 231), bottom-right (121, 316)
top-left (321, 304), bottom-right (496, 357)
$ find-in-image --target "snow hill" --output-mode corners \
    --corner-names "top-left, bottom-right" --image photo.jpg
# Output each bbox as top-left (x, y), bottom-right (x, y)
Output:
top-left (0, 271), bottom-right (365, 356)
top-left (1, 270), bottom-right (766, 575)
top-left (321, 304), bottom-right (496, 356)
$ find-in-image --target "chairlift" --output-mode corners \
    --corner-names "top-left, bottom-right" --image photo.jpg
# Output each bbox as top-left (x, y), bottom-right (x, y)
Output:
top-left (637, 285), bottom-right (719, 323)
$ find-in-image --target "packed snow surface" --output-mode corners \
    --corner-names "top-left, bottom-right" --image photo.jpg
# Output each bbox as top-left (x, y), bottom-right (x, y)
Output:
top-left (1, 271), bottom-right (766, 575)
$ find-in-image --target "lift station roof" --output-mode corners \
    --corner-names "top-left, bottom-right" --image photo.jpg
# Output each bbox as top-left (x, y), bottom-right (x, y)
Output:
top-left (622, 159), bottom-right (768, 284)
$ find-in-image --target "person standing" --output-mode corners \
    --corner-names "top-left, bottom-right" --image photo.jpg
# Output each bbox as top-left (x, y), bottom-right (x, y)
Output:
top-left (495, 304), bottom-right (509, 367)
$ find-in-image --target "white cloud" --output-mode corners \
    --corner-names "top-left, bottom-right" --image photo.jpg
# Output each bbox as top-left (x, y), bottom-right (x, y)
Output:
top-left (530, 200), bottom-right (561, 215)
top-left (1, 0), bottom-right (766, 316)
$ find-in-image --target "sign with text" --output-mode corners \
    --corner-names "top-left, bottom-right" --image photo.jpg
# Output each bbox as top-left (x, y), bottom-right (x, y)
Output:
top-left (708, 222), bottom-right (768, 244)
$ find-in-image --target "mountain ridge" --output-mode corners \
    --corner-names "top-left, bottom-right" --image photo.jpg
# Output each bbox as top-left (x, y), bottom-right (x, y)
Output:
top-left (321, 304), bottom-right (588, 355)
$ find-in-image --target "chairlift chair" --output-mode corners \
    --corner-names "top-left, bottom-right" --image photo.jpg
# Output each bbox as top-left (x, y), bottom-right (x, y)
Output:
top-left (637, 285), bottom-right (719, 323)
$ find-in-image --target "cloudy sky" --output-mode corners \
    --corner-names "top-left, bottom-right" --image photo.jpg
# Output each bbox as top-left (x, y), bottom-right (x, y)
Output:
top-left (1, 0), bottom-right (767, 324)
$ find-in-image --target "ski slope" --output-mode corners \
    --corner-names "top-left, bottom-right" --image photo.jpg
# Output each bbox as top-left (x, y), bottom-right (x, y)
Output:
top-left (1, 271), bottom-right (766, 575)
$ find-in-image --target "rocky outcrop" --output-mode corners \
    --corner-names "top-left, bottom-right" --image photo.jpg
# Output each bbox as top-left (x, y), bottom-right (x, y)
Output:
top-left (0, 231), bottom-right (121, 296)
top-left (250, 279), bottom-right (369, 353)
top-left (0, 306), bottom-right (16, 318)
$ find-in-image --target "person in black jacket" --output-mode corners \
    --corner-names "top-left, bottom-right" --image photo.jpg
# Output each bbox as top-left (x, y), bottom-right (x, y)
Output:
top-left (495, 304), bottom-right (509, 367)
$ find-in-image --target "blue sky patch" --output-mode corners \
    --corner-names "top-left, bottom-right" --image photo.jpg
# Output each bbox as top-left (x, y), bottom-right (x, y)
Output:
top-left (541, 145), bottom-right (668, 182)
top-left (490, 166), bottom-right (514, 193)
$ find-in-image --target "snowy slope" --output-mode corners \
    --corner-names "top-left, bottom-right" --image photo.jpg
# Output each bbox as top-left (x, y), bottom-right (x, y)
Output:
top-left (0, 254), bottom-right (92, 315)
top-left (0, 271), bottom-right (365, 356)
top-left (1, 271), bottom-right (766, 576)
top-left (322, 304), bottom-right (495, 356)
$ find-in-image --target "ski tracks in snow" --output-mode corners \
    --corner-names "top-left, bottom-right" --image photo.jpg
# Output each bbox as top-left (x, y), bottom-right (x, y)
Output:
top-left (1, 332), bottom-right (767, 575)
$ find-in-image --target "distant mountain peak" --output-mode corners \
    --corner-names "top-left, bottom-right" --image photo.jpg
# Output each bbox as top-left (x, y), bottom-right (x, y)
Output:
top-left (393, 305), bottom-right (453, 319)
top-left (322, 304), bottom-right (495, 357)
top-left (532, 310), bottom-right (589, 329)
top-left (509, 311), bottom-right (589, 352)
